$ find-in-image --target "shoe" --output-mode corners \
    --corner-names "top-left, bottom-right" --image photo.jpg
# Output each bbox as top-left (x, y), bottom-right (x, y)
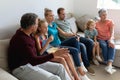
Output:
top-left (96, 56), bottom-right (102, 62)
top-left (105, 66), bottom-right (117, 74)
top-left (93, 59), bottom-right (99, 66)
top-left (87, 66), bottom-right (95, 76)
top-left (81, 62), bottom-right (88, 72)
top-left (80, 75), bottom-right (91, 80)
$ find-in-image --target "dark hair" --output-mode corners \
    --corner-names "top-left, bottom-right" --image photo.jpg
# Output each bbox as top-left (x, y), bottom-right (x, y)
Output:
top-left (57, 7), bottom-right (65, 14)
top-left (20, 13), bottom-right (38, 29)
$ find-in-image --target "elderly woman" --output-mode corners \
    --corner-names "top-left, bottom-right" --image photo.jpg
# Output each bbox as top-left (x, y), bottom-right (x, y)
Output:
top-left (96, 9), bottom-right (116, 74)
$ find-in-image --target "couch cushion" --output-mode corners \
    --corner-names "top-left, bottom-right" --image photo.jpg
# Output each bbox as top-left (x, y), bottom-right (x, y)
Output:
top-left (0, 39), bottom-right (10, 71)
top-left (0, 68), bottom-right (18, 80)
top-left (67, 17), bottom-right (78, 33)
top-left (76, 15), bottom-right (92, 32)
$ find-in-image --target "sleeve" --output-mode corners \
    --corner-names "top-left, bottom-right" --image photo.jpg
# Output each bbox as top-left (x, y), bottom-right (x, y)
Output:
top-left (94, 29), bottom-right (98, 36)
top-left (23, 41), bottom-right (54, 66)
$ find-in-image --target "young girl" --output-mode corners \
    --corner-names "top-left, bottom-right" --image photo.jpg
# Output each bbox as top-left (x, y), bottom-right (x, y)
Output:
top-left (34, 19), bottom-right (81, 80)
top-left (84, 19), bottom-right (102, 66)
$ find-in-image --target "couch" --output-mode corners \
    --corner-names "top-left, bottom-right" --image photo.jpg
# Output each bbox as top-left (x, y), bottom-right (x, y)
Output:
top-left (0, 39), bottom-right (18, 80)
top-left (0, 13), bottom-right (120, 80)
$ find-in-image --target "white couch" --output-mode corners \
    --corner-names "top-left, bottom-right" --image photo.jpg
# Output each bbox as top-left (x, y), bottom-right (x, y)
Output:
top-left (0, 14), bottom-right (119, 80)
top-left (0, 39), bottom-right (18, 80)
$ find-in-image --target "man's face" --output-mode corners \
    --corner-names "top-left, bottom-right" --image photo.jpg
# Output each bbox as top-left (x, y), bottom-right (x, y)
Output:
top-left (32, 18), bottom-right (38, 32)
top-left (59, 10), bottom-right (65, 20)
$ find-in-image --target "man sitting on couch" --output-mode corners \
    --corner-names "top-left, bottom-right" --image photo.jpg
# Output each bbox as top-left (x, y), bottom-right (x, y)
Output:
top-left (55, 7), bottom-right (95, 75)
top-left (8, 13), bottom-right (71, 80)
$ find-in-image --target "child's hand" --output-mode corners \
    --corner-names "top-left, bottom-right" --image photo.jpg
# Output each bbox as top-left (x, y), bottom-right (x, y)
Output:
top-left (47, 35), bottom-right (54, 43)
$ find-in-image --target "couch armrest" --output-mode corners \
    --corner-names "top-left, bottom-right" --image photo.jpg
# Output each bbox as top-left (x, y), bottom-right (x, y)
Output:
top-left (0, 68), bottom-right (18, 80)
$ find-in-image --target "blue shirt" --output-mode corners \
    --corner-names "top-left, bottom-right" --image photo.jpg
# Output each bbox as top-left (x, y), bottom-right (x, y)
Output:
top-left (48, 22), bottom-right (61, 46)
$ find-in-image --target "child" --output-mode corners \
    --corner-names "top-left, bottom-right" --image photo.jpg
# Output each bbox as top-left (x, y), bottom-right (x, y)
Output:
top-left (84, 19), bottom-right (102, 66)
top-left (34, 19), bottom-right (81, 80)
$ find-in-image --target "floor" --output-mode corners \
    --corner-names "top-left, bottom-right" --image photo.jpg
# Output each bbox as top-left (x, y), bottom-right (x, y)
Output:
top-left (86, 64), bottom-right (120, 80)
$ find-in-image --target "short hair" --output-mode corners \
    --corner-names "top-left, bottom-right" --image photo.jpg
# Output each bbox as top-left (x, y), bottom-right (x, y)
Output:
top-left (86, 19), bottom-right (95, 30)
top-left (98, 8), bottom-right (107, 16)
top-left (57, 7), bottom-right (65, 14)
top-left (20, 13), bottom-right (38, 29)
top-left (44, 8), bottom-right (52, 17)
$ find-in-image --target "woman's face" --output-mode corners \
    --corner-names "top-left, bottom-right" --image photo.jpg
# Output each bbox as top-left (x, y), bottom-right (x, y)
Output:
top-left (100, 12), bottom-right (107, 21)
top-left (46, 12), bottom-right (54, 23)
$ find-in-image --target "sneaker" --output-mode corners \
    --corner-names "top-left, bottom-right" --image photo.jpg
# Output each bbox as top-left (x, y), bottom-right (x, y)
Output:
top-left (80, 75), bottom-right (91, 80)
top-left (87, 66), bottom-right (95, 76)
top-left (105, 66), bottom-right (117, 74)
top-left (96, 56), bottom-right (102, 62)
top-left (93, 59), bottom-right (99, 66)
top-left (81, 62), bottom-right (88, 72)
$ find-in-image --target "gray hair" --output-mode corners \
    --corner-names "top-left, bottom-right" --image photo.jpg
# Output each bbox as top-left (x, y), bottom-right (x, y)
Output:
top-left (98, 9), bottom-right (107, 16)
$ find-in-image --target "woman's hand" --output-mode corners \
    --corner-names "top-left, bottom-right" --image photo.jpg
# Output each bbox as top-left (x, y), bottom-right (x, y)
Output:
top-left (108, 41), bottom-right (115, 48)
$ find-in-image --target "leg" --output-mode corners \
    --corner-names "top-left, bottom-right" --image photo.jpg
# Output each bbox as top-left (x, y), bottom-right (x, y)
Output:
top-left (80, 37), bottom-right (94, 61)
top-left (79, 43), bottom-right (90, 67)
top-left (50, 57), bottom-right (74, 80)
top-left (98, 40), bottom-right (108, 63)
top-left (61, 54), bottom-right (80, 80)
top-left (38, 62), bottom-right (71, 80)
top-left (12, 63), bottom-right (61, 80)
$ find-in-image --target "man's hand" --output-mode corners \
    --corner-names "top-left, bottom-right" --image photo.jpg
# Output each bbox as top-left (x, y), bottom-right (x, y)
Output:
top-left (53, 48), bottom-right (69, 57)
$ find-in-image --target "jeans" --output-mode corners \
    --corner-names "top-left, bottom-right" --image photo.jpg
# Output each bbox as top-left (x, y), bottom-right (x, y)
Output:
top-left (60, 37), bottom-right (81, 67)
top-left (98, 40), bottom-right (116, 62)
top-left (79, 43), bottom-right (90, 67)
top-left (80, 37), bottom-right (94, 61)
top-left (12, 62), bottom-right (71, 80)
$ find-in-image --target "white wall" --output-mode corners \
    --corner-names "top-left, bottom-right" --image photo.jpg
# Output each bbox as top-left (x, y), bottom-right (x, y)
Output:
top-left (73, 0), bottom-right (120, 39)
top-left (0, 0), bottom-right (74, 39)
top-left (0, 0), bottom-right (120, 39)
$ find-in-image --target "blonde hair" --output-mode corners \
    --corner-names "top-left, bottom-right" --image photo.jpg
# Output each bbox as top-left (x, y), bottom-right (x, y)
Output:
top-left (44, 8), bottom-right (52, 17)
top-left (36, 19), bottom-right (47, 34)
top-left (86, 19), bottom-right (95, 30)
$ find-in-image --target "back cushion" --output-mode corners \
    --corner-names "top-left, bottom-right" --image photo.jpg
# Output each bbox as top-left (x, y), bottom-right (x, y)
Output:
top-left (0, 39), bottom-right (10, 71)
top-left (67, 17), bottom-right (78, 33)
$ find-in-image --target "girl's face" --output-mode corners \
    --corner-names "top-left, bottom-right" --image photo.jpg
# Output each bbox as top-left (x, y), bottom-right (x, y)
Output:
top-left (89, 22), bottom-right (96, 30)
top-left (38, 22), bottom-right (48, 34)
top-left (46, 12), bottom-right (54, 23)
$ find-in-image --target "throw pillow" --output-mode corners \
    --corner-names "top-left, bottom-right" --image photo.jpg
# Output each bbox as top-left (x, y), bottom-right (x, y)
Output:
top-left (66, 17), bottom-right (78, 33)
top-left (76, 15), bottom-right (92, 32)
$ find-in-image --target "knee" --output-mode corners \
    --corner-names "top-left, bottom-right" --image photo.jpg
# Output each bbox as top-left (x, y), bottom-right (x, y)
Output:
top-left (58, 57), bottom-right (66, 63)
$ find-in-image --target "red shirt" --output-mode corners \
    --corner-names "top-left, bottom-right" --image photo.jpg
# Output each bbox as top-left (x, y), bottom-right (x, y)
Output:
top-left (8, 29), bottom-right (54, 71)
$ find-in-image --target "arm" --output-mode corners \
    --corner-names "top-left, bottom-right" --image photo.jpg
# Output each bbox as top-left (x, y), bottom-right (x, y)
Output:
top-left (35, 35), bottom-right (53, 55)
top-left (57, 27), bottom-right (76, 37)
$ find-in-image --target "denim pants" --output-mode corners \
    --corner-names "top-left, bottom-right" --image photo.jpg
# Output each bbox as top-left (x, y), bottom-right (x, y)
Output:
top-left (98, 40), bottom-right (116, 62)
top-left (79, 42), bottom-right (90, 67)
top-left (60, 37), bottom-right (81, 67)
top-left (12, 62), bottom-right (71, 80)
top-left (80, 37), bottom-right (94, 61)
